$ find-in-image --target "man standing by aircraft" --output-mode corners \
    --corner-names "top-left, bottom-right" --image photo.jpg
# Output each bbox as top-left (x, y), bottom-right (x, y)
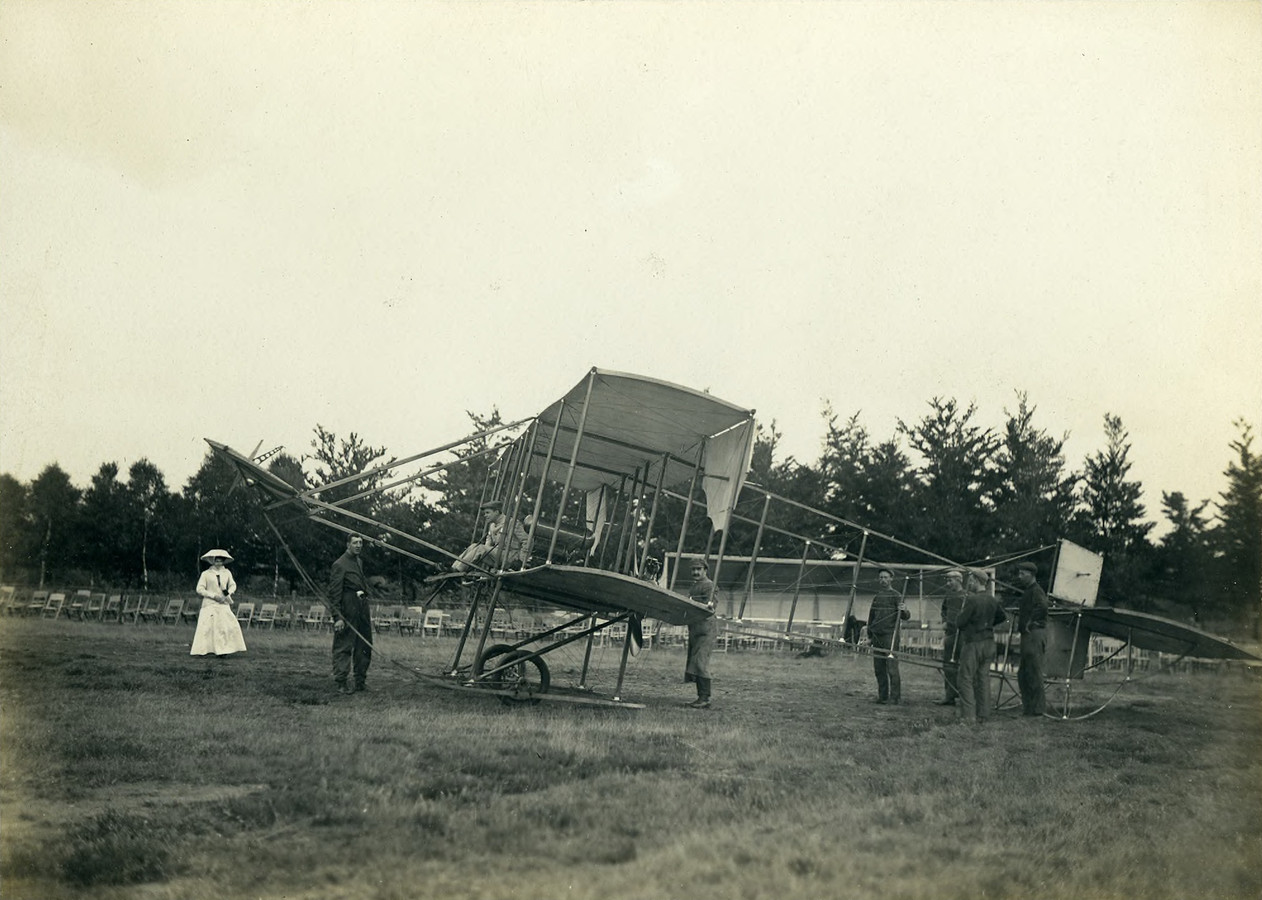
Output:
top-left (684, 562), bottom-right (717, 709)
top-left (867, 568), bottom-right (910, 705)
top-left (1015, 561), bottom-right (1050, 717)
top-left (330, 534), bottom-right (374, 694)
top-left (954, 569), bottom-right (1007, 723)
top-left (937, 569), bottom-right (967, 706)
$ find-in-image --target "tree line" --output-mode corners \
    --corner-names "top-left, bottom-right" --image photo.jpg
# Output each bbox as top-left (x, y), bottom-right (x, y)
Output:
top-left (1, 398), bottom-right (1258, 635)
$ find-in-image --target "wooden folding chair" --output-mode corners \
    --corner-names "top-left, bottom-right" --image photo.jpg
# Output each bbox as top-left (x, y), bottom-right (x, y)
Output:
top-left (302, 604), bottom-right (327, 631)
top-left (23, 590), bottom-right (49, 617)
top-left (65, 589), bottom-right (90, 620)
top-left (119, 595), bottom-right (143, 624)
top-left (161, 598), bottom-right (184, 625)
top-left (41, 592), bottom-right (67, 619)
top-left (422, 608), bottom-right (446, 637)
top-left (136, 595), bottom-right (164, 624)
top-left (255, 603), bottom-right (279, 630)
top-left (181, 598), bottom-right (202, 625)
top-left (101, 594), bottom-right (122, 622)
top-left (84, 592), bottom-right (107, 621)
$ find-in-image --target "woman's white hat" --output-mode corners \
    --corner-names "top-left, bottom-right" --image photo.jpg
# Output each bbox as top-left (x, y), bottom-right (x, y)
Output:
top-left (200, 549), bottom-right (234, 562)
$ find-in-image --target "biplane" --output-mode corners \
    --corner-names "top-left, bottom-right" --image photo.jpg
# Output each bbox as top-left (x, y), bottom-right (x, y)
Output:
top-left (209, 367), bottom-right (1259, 716)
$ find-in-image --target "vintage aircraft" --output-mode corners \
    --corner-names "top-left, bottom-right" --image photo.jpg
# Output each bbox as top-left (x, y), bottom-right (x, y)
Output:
top-left (208, 367), bottom-right (1258, 715)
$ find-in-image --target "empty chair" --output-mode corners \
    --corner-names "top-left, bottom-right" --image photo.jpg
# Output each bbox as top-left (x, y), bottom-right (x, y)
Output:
top-left (422, 608), bottom-right (446, 638)
top-left (161, 598), bottom-right (184, 625)
top-left (490, 610), bottom-right (514, 639)
top-left (181, 598), bottom-right (202, 625)
top-left (136, 596), bottom-right (164, 624)
top-left (0, 585), bottom-right (15, 615)
top-left (254, 603), bottom-right (279, 630)
top-left (373, 606), bottom-right (401, 633)
top-left (640, 618), bottom-right (659, 651)
top-left (118, 595), bottom-right (144, 624)
top-left (302, 604), bottom-right (327, 631)
top-left (397, 608), bottom-right (420, 635)
top-left (41, 592), bottom-right (67, 619)
top-left (273, 603), bottom-right (295, 629)
top-left (83, 592), bottom-right (106, 621)
top-left (66, 589), bottom-right (91, 620)
top-left (603, 621), bottom-right (627, 647)
top-left (100, 594), bottom-right (122, 622)
top-left (23, 590), bottom-right (50, 616)
top-left (235, 602), bottom-right (255, 629)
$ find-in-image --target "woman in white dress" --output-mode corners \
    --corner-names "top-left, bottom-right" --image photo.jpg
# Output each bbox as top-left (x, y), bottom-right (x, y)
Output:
top-left (190, 549), bottom-right (247, 657)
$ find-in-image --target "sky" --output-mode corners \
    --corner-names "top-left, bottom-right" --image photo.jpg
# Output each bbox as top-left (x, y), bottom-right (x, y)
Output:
top-left (2, 2), bottom-right (1259, 529)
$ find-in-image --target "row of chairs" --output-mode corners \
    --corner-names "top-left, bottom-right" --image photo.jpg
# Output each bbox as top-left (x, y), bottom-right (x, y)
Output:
top-left (0, 586), bottom-right (452, 637)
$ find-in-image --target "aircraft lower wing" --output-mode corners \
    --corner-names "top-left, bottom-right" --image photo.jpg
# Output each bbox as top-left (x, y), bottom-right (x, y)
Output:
top-left (498, 565), bottom-right (712, 626)
top-left (1055, 606), bottom-right (1259, 661)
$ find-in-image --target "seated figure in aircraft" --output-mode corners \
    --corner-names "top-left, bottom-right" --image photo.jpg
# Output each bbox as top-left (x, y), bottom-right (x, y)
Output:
top-left (452, 500), bottom-right (530, 573)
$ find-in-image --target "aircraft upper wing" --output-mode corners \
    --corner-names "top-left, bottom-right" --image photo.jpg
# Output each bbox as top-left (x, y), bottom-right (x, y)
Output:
top-left (527, 368), bottom-right (755, 493)
top-left (1063, 606), bottom-right (1260, 661)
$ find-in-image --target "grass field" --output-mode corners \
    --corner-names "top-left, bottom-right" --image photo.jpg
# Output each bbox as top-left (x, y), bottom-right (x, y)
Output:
top-left (1, 617), bottom-right (1259, 900)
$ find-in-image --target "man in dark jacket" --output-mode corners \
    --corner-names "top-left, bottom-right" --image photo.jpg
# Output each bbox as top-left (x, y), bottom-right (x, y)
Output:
top-left (868, 568), bottom-right (910, 704)
top-left (954, 569), bottom-right (1007, 723)
top-left (330, 535), bottom-right (374, 694)
top-left (1015, 561), bottom-right (1050, 717)
top-left (937, 569), bottom-right (967, 706)
top-left (684, 562), bottom-right (717, 708)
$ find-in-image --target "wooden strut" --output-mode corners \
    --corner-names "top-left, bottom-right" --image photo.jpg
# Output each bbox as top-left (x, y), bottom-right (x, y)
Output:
top-left (319, 439), bottom-right (507, 512)
top-left (302, 417), bottom-right (532, 501)
top-left (784, 540), bottom-right (811, 636)
top-left (523, 405), bottom-right (564, 560)
top-left (547, 373), bottom-right (596, 564)
top-left (738, 492), bottom-right (772, 621)
top-left (669, 442), bottom-right (704, 591)
top-left (842, 530), bottom-right (870, 641)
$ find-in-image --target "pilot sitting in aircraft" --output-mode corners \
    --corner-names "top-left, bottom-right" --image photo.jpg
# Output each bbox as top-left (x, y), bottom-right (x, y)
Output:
top-left (452, 500), bottom-right (530, 573)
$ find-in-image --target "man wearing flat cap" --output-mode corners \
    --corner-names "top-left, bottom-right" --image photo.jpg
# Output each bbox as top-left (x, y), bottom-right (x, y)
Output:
top-left (452, 499), bottom-right (530, 573)
top-left (1015, 561), bottom-right (1049, 717)
top-left (954, 569), bottom-right (1007, 723)
top-left (937, 569), bottom-right (967, 706)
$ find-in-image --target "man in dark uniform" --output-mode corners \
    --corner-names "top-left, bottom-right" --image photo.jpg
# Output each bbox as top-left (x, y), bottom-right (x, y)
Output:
top-left (684, 562), bottom-right (717, 708)
top-left (937, 569), bottom-right (967, 706)
top-left (1015, 561), bottom-right (1050, 717)
top-left (867, 568), bottom-right (910, 705)
top-left (954, 569), bottom-right (1007, 723)
top-left (330, 534), bottom-right (374, 694)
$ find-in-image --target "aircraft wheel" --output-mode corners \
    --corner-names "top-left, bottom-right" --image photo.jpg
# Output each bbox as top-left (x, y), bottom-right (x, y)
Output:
top-left (478, 647), bottom-right (550, 704)
top-left (471, 644), bottom-right (516, 681)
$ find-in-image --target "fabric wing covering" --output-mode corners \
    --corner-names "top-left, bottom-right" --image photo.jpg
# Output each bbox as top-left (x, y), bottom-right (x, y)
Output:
top-left (1072, 607), bottom-right (1260, 661)
top-left (527, 369), bottom-right (756, 532)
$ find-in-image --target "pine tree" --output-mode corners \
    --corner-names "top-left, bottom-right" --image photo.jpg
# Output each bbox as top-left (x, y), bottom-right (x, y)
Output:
top-left (1210, 419), bottom-right (1262, 632)
top-left (26, 464), bottom-right (81, 588)
top-left (1153, 491), bottom-right (1212, 622)
top-left (1071, 414), bottom-right (1154, 605)
top-left (898, 397), bottom-right (1000, 561)
top-left (0, 474), bottom-right (29, 582)
top-left (992, 392), bottom-right (1078, 555)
